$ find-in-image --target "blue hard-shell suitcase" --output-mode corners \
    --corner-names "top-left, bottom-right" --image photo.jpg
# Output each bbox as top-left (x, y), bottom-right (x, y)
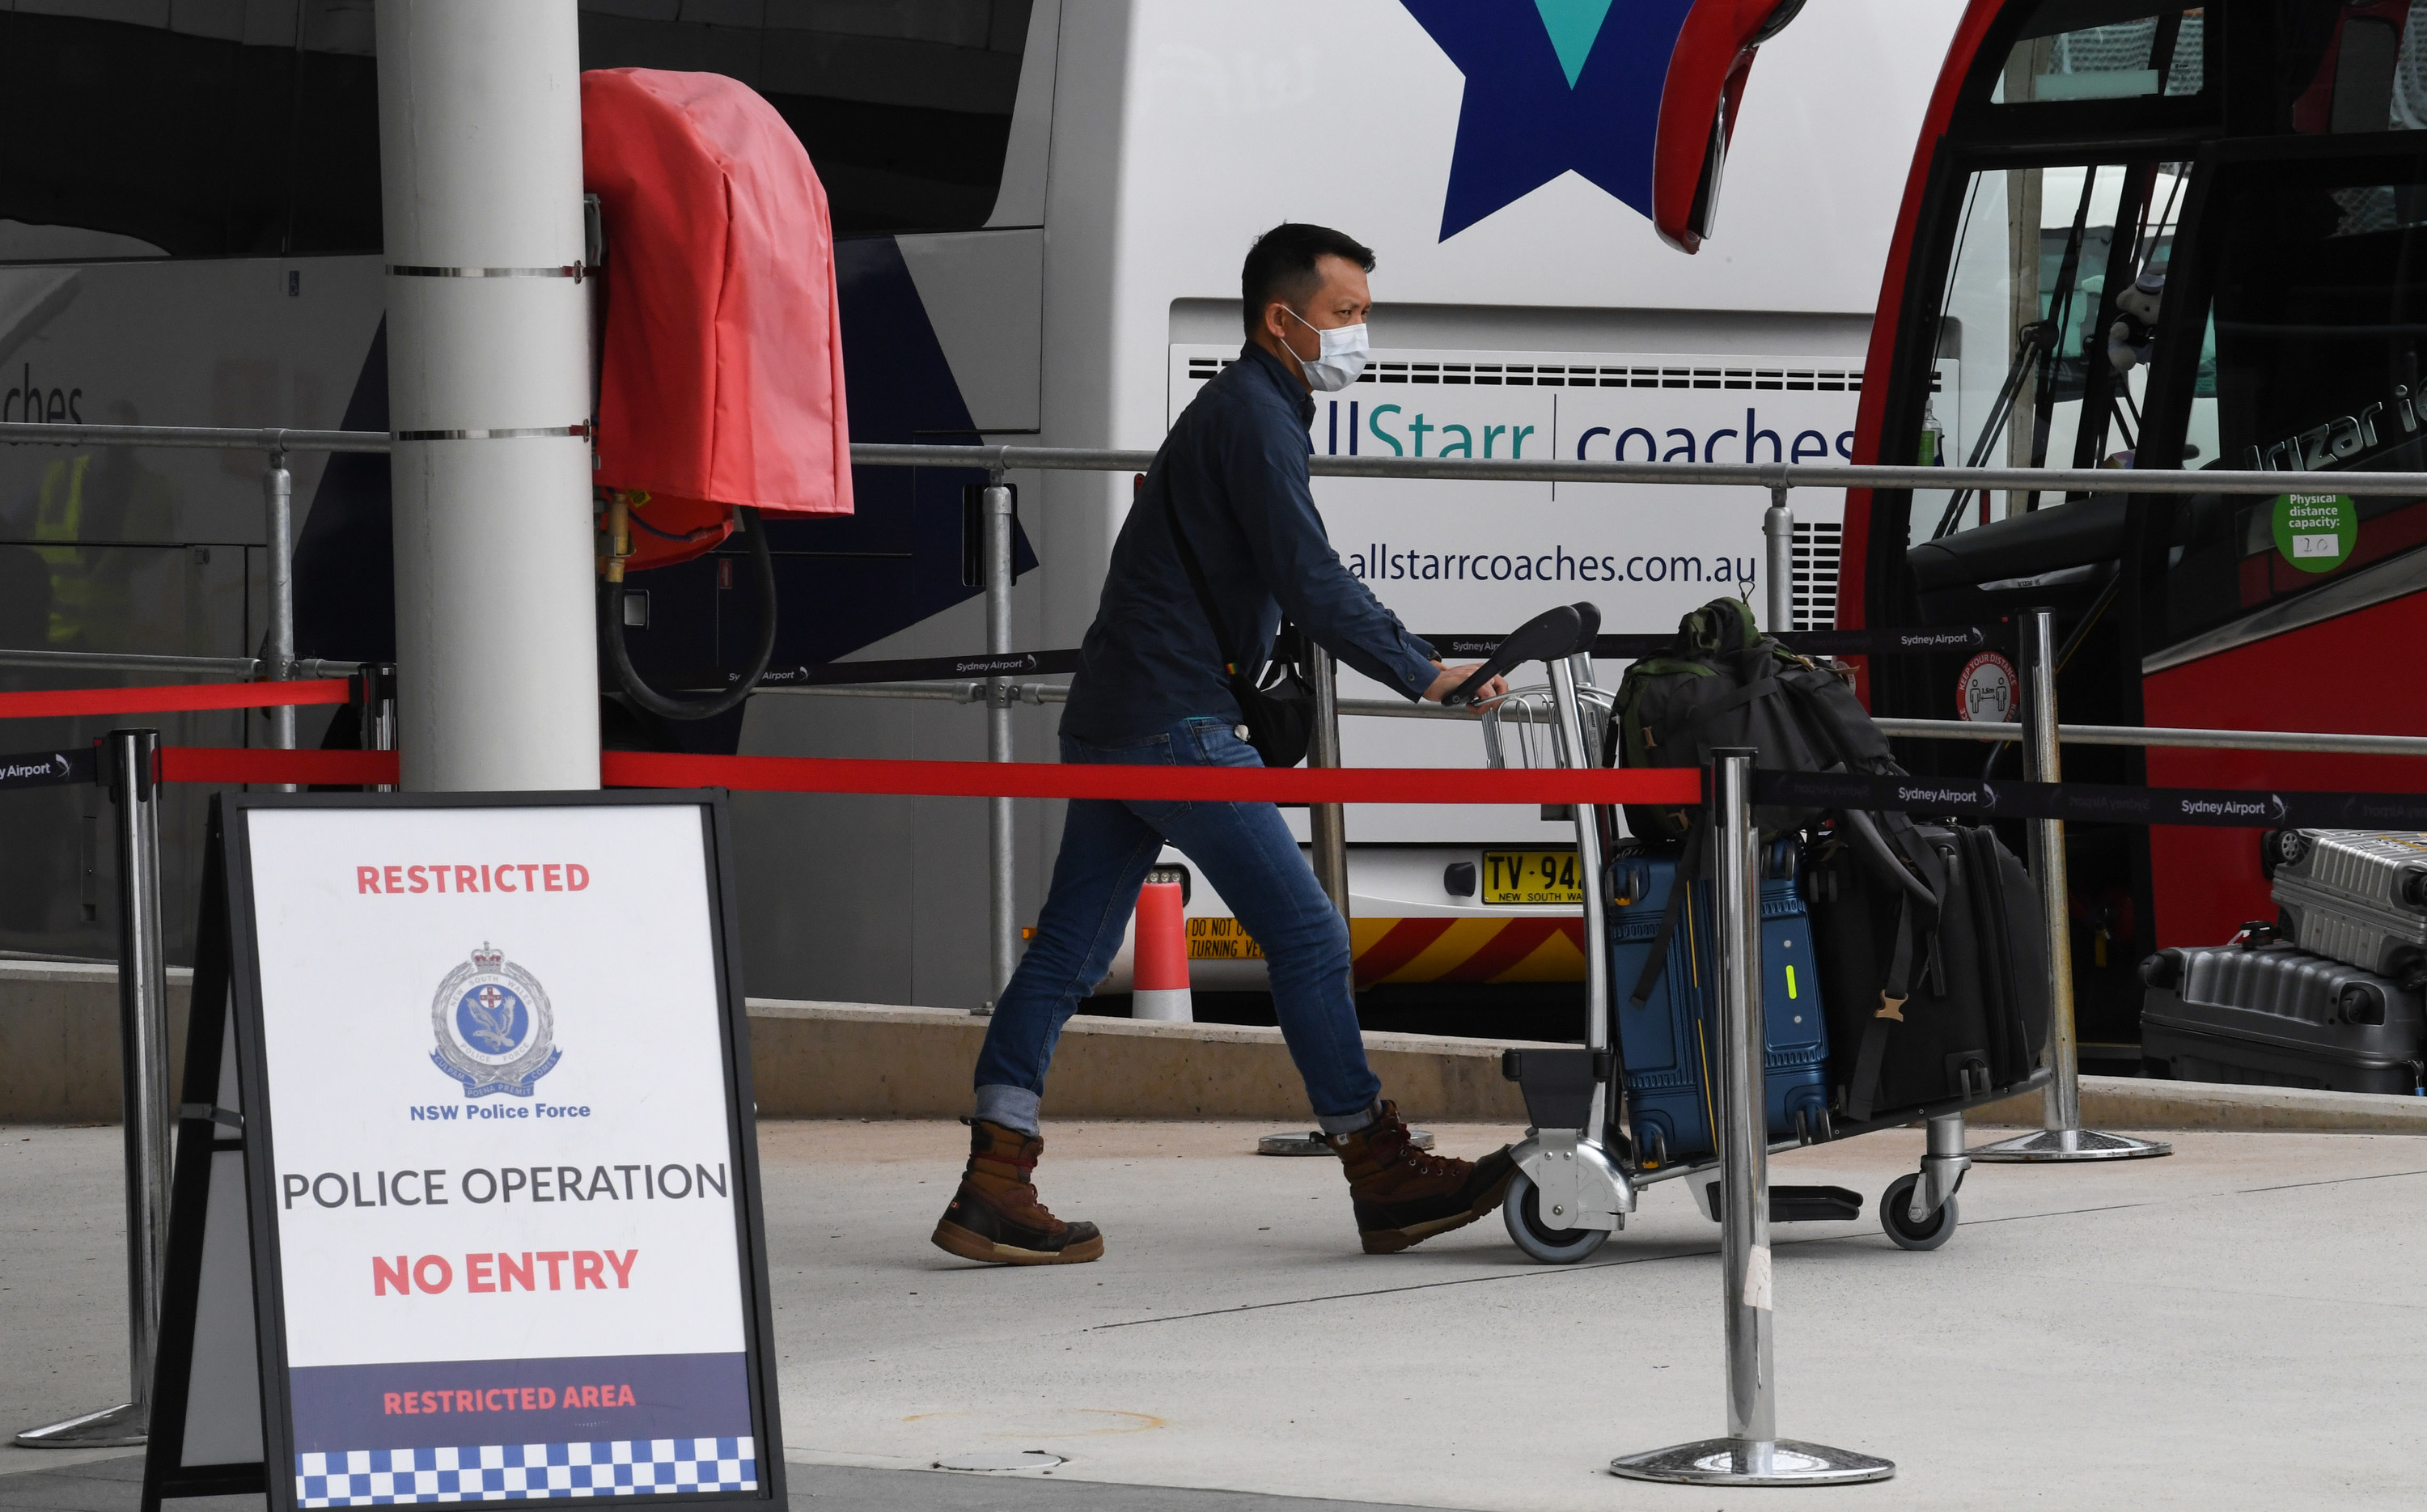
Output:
top-left (1607, 841), bottom-right (1831, 1168)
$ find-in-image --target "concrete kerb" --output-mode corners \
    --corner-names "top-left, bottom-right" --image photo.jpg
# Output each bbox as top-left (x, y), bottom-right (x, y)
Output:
top-left (0, 962), bottom-right (194, 1124)
top-left (742, 999), bottom-right (1532, 1122)
top-left (6, 961), bottom-right (2426, 1132)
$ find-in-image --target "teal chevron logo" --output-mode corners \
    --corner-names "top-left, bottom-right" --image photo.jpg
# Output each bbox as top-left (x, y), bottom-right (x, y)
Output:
top-left (1534, 0), bottom-right (1616, 87)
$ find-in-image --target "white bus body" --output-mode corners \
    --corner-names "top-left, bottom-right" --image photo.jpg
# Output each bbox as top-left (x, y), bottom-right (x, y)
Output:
top-left (0, 1), bottom-right (1960, 1008)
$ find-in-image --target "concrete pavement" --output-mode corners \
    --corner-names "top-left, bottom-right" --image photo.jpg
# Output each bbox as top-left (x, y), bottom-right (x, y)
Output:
top-left (6, 1119), bottom-right (2425, 1510)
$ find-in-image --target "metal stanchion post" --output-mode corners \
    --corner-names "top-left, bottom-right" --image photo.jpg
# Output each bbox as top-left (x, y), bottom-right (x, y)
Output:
top-left (1612, 751), bottom-right (1891, 1487)
top-left (260, 451), bottom-right (297, 793)
top-left (1546, 654), bottom-right (1612, 1137)
top-left (980, 476), bottom-right (1017, 1013)
top-left (1763, 485), bottom-right (1795, 634)
top-left (17, 730), bottom-right (170, 1448)
top-left (1972, 609), bottom-right (2169, 1163)
top-left (366, 663), bottom-right (400, 794)
top-left (1307, 644), bottom-right (1350, 921)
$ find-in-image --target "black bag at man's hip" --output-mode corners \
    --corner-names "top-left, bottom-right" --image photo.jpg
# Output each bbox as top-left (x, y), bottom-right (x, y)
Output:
top-left (1162, 487), bottom-right (1316, 769)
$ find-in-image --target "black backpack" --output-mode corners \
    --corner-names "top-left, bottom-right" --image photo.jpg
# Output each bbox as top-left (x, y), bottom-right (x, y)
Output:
top-left (1606, 597), bottom-right (1898, 839)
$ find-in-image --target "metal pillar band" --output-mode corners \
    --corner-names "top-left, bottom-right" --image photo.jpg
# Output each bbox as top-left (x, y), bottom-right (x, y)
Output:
top-left (1972, 608), bottom-right (2170, 1163)
top-left (1612, 751), bottom-right (1892, 1488)
top-left (1762, 485), bottom-right (1794, 634)
top-left (982, 480), bottom-right (1018, 1010)
top-left (16, 730), bottom-right (171, 1448)
top-left (1307, 644), bottom-right (1350, 921)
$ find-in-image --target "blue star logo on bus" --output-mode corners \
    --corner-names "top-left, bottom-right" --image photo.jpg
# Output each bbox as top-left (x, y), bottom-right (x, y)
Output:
top-left (1399, 0), bottom-right (1696, 239)
top-left (429, 943), bottom-right (561, 1098)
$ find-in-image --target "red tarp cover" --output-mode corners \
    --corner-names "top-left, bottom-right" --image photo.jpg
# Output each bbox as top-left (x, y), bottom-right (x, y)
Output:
top-left (582, 68), bottom-right (853, 570)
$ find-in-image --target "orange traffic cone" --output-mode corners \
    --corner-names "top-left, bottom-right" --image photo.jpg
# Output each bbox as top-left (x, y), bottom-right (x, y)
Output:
top-left (1132, 870), bottom-right (1192, 1022)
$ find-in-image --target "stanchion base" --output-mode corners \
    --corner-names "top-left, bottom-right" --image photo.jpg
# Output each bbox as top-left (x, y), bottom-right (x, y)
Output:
top-left (1969, 1128), bottom-right (2171, 1162)
top-left (1256, 1129), bottom-right (1432, 1156)
top-left (1610, 1437), bottom-right (1893, 1485)
top-left (15, 1400), bottom-right (146, 1448)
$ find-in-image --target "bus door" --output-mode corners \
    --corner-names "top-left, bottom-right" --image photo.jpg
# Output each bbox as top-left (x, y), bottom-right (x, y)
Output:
top-left (2135, 136), bottom-right (2427, 948)
top-left (1890, 149), bottom-right (2203, 1047)
top-left (1853, 1), bottom-right (2217, 1052)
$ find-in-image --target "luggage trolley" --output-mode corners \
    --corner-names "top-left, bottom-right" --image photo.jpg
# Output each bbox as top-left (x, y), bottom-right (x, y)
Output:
top-left (1445, 604), bottom-right (2014, 1263)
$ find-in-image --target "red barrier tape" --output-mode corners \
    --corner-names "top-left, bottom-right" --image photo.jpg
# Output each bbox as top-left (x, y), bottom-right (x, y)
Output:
top-left (611, 752), bottom-right (1700, 803)
top-left (0, 678), bottom-right (352, 722)
top-left (160, 747), bottom-right (398, 786)
top-left (148, 747), bottom-right (1701, 805)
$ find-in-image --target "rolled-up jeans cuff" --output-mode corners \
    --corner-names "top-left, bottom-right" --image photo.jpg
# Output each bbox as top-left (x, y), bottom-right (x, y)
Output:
top-left (1315, 1101), bottom-right (1380, 1135)
top-left (974, 1084), bottom-right (1042, 1137)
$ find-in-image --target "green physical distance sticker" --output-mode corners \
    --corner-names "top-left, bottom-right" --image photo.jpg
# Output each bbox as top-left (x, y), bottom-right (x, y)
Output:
top-left (2272, 492), bottom-right (2356, 574)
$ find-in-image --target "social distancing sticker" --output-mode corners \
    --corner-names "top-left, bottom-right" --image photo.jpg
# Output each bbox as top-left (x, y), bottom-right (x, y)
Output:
top-left (2274, 492), bottom-right (2357, 574)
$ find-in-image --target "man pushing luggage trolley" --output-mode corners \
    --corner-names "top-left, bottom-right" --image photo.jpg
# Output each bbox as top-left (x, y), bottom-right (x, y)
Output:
top-left (931, 224), bottom-right (1518, 1266)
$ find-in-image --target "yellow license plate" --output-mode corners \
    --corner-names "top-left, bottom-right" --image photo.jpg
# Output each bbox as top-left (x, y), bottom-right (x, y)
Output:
top-left (1186, 917), bottom-right (1264, 959)
top-left (1482, 850), bottom-right (1583, 904)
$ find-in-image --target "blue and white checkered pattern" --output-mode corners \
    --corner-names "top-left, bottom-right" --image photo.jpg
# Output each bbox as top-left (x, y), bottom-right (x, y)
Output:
top-left (295, 1438), bottom-right (756, 1505)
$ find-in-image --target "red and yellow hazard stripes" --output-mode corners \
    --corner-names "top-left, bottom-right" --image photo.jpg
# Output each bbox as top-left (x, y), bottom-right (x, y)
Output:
top-left (1347, 916), bottom-right (1586, 986)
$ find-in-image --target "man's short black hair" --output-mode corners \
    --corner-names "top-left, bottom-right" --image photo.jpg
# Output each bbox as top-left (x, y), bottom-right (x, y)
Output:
top-left (1241, 223), bottom-right (1374, 338)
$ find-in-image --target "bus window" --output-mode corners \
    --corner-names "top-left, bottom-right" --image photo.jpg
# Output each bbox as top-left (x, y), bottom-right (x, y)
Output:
top-left (1990, 5), bottom-right (2205, 105)
top-left (2281, 0), bottom-right (2427, 134)
top-left (0, 4), bottom-right (310, 260)
top-left (578, 1), bottom-right (1036, 237)
top-left (0, 2), bottom-right (1038, 263)
top-left (1912, 158), bottom-right (2191, 550)
top-left (2156, 155), bottom-right (2427, 650)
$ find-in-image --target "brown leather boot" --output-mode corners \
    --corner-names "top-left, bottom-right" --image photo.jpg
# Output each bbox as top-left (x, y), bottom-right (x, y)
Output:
top-left (1328, 1101), bottom-right (1516, 1254)
top-left (930, 1119), bottom-right (1104, 1266)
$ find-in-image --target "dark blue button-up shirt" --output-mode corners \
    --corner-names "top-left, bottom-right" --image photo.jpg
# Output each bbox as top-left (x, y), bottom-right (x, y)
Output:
top-left (1060, 344), bottom-right (1439, 748)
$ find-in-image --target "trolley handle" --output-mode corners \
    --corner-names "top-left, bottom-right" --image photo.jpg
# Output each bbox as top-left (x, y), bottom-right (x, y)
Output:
top-left (1444, 603), bottom-right (1594, 706)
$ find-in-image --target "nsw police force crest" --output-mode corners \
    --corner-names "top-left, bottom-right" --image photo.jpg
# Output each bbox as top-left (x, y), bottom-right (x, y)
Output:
top-left (430, 943), bottom-right (561, 1098)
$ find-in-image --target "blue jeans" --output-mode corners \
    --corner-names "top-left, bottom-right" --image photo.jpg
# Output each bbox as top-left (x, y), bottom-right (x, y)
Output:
top-left (972, 716), bottom-right (1381, 1135)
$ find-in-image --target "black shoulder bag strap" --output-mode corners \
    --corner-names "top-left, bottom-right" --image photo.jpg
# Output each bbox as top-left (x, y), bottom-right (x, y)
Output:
top-left (1163, 489), bottom-right (1248, 684)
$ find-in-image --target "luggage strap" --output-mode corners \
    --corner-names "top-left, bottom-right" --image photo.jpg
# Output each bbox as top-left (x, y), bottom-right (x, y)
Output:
top-left (1629, 816), bottom-right (1706, 1006)
top-left (1845, 888), bottom-right (1932, 1124)
top-left (1672, 676), bottom-right (1785, 745)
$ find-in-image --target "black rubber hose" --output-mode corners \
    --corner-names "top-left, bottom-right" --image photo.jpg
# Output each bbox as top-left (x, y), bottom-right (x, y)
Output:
top-left (600, 505), bottom-right (777, 721)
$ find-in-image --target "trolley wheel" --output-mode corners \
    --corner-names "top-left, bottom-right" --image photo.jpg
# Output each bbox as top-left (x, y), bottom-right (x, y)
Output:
top-left (1878, 1172), bottom-right (1958, 1252)
top-left (1503, 1170), bottom-right (1611, 1264)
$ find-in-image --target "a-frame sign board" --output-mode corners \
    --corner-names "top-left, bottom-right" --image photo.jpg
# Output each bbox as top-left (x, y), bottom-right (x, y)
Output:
top-left (143, 792), bottom-right (786, 1512)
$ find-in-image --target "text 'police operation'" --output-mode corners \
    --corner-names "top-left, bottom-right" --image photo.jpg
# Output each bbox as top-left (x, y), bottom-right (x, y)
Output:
top-left (281, 1163), bottom-right (729, 1209)
top-left (358, 863), bottom-right (591, 894)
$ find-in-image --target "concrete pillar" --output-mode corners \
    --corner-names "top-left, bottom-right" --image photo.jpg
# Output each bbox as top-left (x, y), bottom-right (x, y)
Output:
top-left (378, 1), bottom-right (599, 791)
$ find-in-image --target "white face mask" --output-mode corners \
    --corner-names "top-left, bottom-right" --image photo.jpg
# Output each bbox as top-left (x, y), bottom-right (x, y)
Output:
top-left (1282, 305), bottom-right (1370, 392)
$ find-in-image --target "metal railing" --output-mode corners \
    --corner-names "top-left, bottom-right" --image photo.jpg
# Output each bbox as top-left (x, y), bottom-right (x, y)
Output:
top-left (0, 649), bottom-right (363, 681)
top-left (0, 422), bottom-right (389, 777)
top-left (14, 417), bottom-right (2426, 1002)
top-left (17, 418), bottom-right (2427, 489)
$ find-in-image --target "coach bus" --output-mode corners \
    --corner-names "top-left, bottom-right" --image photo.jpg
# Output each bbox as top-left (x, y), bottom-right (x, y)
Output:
top-left (0, 0), bottom-right (1950, 1016)
top-left (1844, 0), bottom-right (2427, 1061)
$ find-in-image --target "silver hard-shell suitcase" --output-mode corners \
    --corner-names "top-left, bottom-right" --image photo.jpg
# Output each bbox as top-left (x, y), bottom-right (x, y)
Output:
top-left (2141, 935), bottom-right (2425, 1095)
top-left (2264, 830), bottom-right (2427, 988)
